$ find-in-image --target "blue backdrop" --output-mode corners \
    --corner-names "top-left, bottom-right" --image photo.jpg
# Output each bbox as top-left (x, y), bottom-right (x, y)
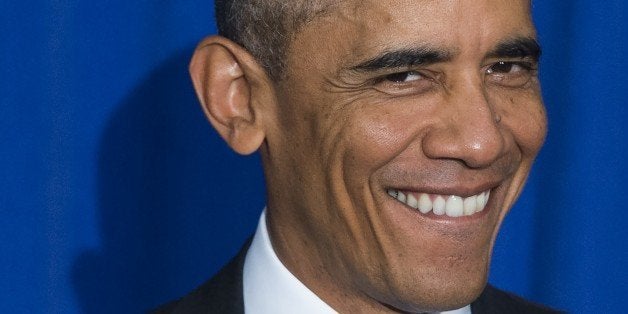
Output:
top-left (2, 1), bottom-right (627, 313)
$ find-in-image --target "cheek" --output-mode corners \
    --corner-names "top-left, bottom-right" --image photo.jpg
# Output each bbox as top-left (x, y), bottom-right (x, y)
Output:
top-left (511, 101), bottom-right (547, 156)
top-left (491, 88), bottom-right (547, 156)
top-left (338, 105), bottom-right (420, 176)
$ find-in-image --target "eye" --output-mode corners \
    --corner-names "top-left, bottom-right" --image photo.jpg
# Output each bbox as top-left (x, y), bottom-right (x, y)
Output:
top-left (372, 70), bottom-right (436, 96)
top-left (486, 61), bottom-right (531, 75)
top-left (485, 61), bottom-right (536, 87)
top-left (384, 71), bottom-right (424, 83)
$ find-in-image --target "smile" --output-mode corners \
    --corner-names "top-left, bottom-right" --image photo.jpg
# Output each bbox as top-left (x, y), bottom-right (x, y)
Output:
top-left (387, 189), bottom-right (491, 218)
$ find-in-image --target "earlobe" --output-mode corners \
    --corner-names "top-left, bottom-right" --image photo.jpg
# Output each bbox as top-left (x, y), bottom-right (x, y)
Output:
top-left (189, 36), bottom-right (269, 155)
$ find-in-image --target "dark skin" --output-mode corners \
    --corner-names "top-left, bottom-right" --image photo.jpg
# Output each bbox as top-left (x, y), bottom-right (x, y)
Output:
top-left (190, 0), bottom-right (546, 312)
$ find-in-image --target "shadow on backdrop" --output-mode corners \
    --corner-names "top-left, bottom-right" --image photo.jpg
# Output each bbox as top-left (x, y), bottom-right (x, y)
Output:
top-left (72, 48), bottom-right (265, 313)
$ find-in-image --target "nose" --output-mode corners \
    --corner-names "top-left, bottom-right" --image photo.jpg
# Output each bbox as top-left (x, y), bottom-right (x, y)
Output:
top-left (422, 79), bottom-right (505, 169)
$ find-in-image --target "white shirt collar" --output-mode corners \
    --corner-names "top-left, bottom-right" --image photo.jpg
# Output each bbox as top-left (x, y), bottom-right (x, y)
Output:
top-left (243, 209), bottom-right (472, 314)
top-left (243, 210), bottom-right (336, 314)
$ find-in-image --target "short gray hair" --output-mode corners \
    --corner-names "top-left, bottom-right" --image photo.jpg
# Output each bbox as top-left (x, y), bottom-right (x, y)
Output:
top-left (214, 0), bottom-right (335, 80)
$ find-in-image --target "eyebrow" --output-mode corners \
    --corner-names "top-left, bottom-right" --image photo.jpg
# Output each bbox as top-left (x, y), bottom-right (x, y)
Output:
top-left (347, 37), bottom-right (541, 74)
top-left (487, 37), bottom-right (542, 61)
top-left (349, 46), bottom-right (453, 72)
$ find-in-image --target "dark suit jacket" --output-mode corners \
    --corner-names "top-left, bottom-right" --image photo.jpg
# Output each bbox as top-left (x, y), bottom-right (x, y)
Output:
top-left (154, 241), bottom-right (563, 314)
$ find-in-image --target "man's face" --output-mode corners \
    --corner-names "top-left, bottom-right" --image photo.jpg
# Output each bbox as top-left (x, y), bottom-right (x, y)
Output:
top-left (262, 0), bottom-right (546, 311)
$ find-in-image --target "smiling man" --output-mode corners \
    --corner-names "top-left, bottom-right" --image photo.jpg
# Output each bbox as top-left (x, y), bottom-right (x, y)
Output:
top-left (158, 0), bottom-right (559, 313)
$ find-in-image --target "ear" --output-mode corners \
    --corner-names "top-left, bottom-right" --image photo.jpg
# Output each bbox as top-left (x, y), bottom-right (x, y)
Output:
top-left (189, 36), bottom-right (272, 155)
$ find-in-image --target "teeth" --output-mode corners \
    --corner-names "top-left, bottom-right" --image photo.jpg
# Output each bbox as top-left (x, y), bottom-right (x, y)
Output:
top-left (418, 193), bottom-right (432, 214)
top-left (476, 193), bottom-right (485, 210)
top-left (387, 189), bottom-right (491, 218)
top-left (464, 195), bottom-right (477, 215)
top-left (397, 191), bottom-right (407, 203)
top-left (445, 196), bottom-right (464, 217)
top-left (406, 194), bottom-right (418, 209)
top-left (433, 196), bottom-right (446, 216)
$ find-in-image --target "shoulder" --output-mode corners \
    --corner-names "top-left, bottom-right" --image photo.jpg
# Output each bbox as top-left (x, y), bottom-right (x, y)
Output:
top-left (151, 240), bottom-right (251, 314)
top-left (471, 284), bottom-right (565, 314)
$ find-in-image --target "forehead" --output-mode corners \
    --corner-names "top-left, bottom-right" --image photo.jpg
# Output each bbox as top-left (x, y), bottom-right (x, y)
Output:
top-left (286, 0), bottom-right (535, 71)
top-left (340, 0), bottom-right (532, 34)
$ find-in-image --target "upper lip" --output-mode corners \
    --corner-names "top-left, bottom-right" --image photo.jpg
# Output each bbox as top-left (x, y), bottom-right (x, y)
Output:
top-left (385, 181), bottom-right (501, 197)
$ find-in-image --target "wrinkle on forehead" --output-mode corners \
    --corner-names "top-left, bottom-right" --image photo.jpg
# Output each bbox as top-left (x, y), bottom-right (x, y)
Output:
top-left (338, 0), bottom-right (392, 23)
top-left (282, 0), bottom-right (535, 85)
top-left (329, 0), bottom-right (532, 32)
top-left (330, 0), bottom-right (534, 53)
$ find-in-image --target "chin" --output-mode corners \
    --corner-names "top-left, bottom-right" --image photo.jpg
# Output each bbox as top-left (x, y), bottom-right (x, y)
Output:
top-left (309, 198), bottom-right (499, 313)
top-left (375, 261), bottom-right (489, 313)
top-left (357, 188), bottom-right (500, 313)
